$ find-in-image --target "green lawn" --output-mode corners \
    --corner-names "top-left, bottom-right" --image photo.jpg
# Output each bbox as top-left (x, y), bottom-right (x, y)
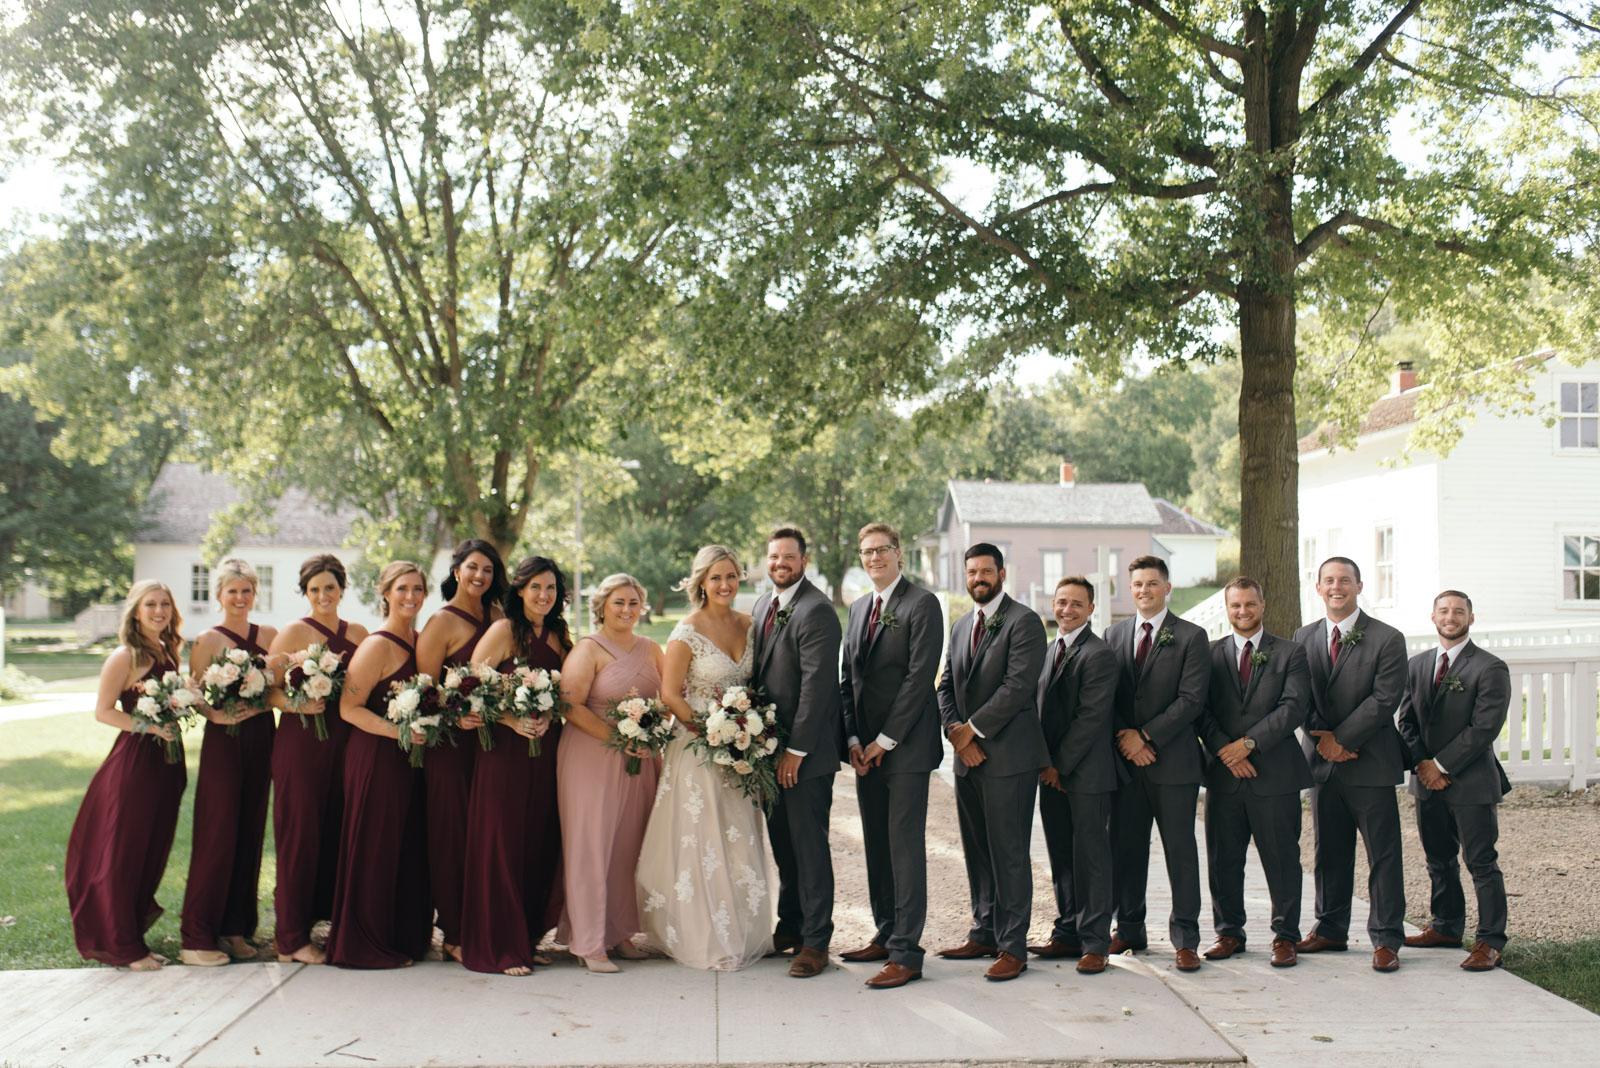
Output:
top-left (4, 651), bottom-right (106, 683)
top-left (1169, 585), bottom-right (1222, 615)
top-left (1504, 937), bottom-right (1600, 1014)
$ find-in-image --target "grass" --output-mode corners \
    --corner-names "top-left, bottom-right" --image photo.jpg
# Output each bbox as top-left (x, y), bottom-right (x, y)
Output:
top-left (0, 713), bottom-right (275, 970)
top-left (3, 651), bottom-right (106, 683)
top-left (1503, 937), bottom-right (1600, 1013)
top-left (1169, 585), bottom-right (1222, 615)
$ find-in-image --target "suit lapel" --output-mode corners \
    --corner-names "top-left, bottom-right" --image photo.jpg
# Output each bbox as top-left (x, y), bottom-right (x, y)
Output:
top-left (1241, 633), bottom-right (1270, 705)
top-left (864, 581), bottom-right (906, 660)
top-left (1326, 611), bottom-right (1360, 685)
top-left (969, 594), bottom-right (1008, 668)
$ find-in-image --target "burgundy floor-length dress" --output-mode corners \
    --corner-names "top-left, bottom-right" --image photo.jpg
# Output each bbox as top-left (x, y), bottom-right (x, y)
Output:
top-left (556, 633), bottom-right (661, 960)
top-left (327, 630), bottom-right (433, 968)
top-left (181, 623), bottom-right (275, 951)
top-left (271, 617), bottom-right (359, 956)
top-left (459, 638), bottom-right (565, 973)
top-left (64, 652), bottom-right (188, 966)
top-left (427, 603), bottom-right (486, 950)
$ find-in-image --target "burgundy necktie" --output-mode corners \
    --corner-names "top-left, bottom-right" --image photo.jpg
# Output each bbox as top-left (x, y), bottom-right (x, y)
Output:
top-left (763, 598), bottom-right (778, 641)
top-left (1330, 625), bottom-right (1341, 666)
top-left (867, 595), bottom-right (882, 643)
top-left (1434, 651), bottom-right (1449, 688)
top-left (972, 609), bottom-right (985, 653)
top-left (1239, 640), bottom-right (1253, 688)
top-left (1053, 637), bottom-right (1068, 674)
top-left (1135, 621), bottom-right (1152, 669)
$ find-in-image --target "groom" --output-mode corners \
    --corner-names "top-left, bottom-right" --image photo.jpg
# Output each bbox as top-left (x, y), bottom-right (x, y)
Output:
top-left (752, 526), bottom-right (843, 978)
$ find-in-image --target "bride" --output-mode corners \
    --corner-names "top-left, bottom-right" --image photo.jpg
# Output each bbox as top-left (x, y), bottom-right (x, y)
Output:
top-left (636, 545), bottom-right (775, 970)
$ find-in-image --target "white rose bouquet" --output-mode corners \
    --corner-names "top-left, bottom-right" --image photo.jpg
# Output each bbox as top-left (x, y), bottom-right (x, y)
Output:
top-left (510, 663), bottom-right (564, 757)
top-left (439, 661), bottom-right (505, 751)
top-left (603, 689), bottom-right (675, 775)
top-left (282, 642), bottom-right (346, 741)
top-left (688, 685), bottom-right (785, 814)
top-left (200, 646), bottom-right (274, 736)
top-left (384, 674), bottom-right (448, 767)
top-left (131, 669), bottom-right (202, 764)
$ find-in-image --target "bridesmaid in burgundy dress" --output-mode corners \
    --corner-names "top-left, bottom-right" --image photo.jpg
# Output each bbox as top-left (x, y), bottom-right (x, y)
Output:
top-left (265, 554), bottom-right (368, 964)
top-left (65, 581), bottom-right (189, 970)
top-left (180, 557), bottom-right (277, 966)
top-left (326, 561), bottom-right (433, 968)
top-left (461, 555), bottom-right (570, 974)
top-left (416, 538), bottom-right (507, 963)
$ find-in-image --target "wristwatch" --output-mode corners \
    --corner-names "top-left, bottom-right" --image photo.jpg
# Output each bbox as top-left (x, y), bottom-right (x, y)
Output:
top-left (1241, 736), bottom-right (1257, 751)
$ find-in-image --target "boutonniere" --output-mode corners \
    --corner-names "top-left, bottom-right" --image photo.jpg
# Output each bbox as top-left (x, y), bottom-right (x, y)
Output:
top-left (876, 604), bottom-right (899, 630)
top-left (982, 611), bottom-right (1005, 639)
top-left (775, 604), bottom-right (794, 630)
top-left (1251, 648), bottom-right (1270, 667)
top-left (1155, 626), bottom-right (1174, 648)
top-left (1338, 627), bottom-right (1364, 648)
top-left (1438, 673), bottom-right (1465, 693)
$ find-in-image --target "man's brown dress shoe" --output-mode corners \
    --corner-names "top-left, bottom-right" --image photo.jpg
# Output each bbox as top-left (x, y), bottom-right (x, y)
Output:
top-left (1460, 941), bottom-right (1504, 971)
top-left (984, 951), bottom-right (1027, 980)
top-left (840, 942), bottom-right (889, 962)
top-left (1404, 926), bottom-right (1463, 949)
top-left (789, 946), bottom-right (828, 977)
top-left (1175, 947), bottom-right (1202, 972)
top-left (1108, 936), bottom-right (1147, 954)
top-left (937, 939), bottom-right (999, 959)
top-left (865, 961), bottom-right (922, 988)
top-left (1027, 939), bottom-right (1083, 958)
top-left (1270, 940), bottom-right (1297, 967)
top-left (765, 934), bottom-right (802, 957)
top-left (1203, 935), bottom-right (1244, 960)
top-left (1295, 933), bottom-right (1348, 953)
top-left (1371, 945), bottom-right (1399, 972)
top-left (1076, 952), bottom-right (1108, 975)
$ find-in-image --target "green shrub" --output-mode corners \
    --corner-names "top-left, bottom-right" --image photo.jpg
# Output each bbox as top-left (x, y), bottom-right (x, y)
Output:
top-left (0, 665), bottom-right (41, 700)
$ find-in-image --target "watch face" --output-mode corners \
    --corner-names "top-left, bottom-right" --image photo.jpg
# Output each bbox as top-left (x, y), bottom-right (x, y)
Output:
top-left (1243, 738), bottom-right (1257, 750)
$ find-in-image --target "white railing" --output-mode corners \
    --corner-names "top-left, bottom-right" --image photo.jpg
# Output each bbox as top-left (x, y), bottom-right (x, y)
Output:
top-left (1183, 587), bottom-right (1230, 639)
top-left (74, 604), bottom-right (121, 645)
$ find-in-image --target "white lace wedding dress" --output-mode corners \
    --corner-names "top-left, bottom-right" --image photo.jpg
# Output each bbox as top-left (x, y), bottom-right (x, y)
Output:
top-left (636, 621), bottom-right (774, 970)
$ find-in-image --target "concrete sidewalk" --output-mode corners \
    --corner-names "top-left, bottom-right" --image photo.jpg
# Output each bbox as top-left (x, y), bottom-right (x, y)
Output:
top-left (0, 691), bottom-right (94, 725)
top-left (4, 823), bottom-right (1596, 1068)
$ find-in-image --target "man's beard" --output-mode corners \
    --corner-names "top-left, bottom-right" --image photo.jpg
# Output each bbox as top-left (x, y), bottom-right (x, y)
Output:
top-left (771, 570), bottom-right (799, 591)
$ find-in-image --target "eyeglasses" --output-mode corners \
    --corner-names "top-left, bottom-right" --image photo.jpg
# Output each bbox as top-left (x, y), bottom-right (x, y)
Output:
top-left (858, 546), bottom-right (898, 559)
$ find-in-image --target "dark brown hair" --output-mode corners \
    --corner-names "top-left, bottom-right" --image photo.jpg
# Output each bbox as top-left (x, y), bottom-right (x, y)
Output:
top-left (505, 556), bottom-right (573, 656)
top-left (1127, 555), bottom-right (1168, 579)
top-left (965, 542), bottom-right (1004, 569)
top-left (1318, 556), bottom-right (1362, 582)
top-left (1433, 589), bottom-right (1473, 611)
top-left (298, 553), bottom-right (347, 594)
top-left (1054, 575), bottom-right (1095, 602)
top-left (1224, 575), bottom-right (1264, 599)
top-left (767, 526), bottom-right (808, 557)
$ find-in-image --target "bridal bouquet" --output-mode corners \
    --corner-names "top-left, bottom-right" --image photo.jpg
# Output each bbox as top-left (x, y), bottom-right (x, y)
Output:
top-left (200, 646), bottom-right (274, 736)
top-left (385, 674), bottom-right (449, 767)
top-left (604, 690), bottom-right (676, 775)
top-left (510, 664), bottom-right (563, 757)
top-left (131, 670), bottom-right (202, 764)
top-left (439, 662), bottom-right (503, 750)
top-left (689, 685), bottom-right (784, 814)
top-left (282, 643), bottom-right (345, 741)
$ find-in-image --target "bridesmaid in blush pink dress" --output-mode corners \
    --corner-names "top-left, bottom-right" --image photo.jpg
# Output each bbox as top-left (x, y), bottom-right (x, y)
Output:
top-left (556, 572), bottom-right (665, 972)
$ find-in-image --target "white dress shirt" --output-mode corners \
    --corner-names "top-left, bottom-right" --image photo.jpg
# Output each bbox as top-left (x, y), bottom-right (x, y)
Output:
top-left (1131, 606), bottom-right (1170, 657)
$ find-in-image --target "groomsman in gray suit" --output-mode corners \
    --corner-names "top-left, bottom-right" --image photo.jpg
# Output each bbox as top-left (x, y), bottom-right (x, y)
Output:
top-left (1396, 590), bottom-right (1513, 972)
top-left (1198, 576), bottom-right (1311, 968)
top-left (936, 543), bottom-right (1048, 981)
top-left (838, 522), bottom-right (943, 989)
top-left (752, 527), bottom-right (843, 978)
top-left (1293, 556), bottom-right (1409, 972)
top-left (1106, 555), bottom-right (1211, 971)
top-left (1030, 576), bottom-right (1122, 976)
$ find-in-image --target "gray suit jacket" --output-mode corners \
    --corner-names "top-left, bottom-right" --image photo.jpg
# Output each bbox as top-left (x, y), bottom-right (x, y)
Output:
top-left (1199, 632), bottom-right (1312, 797)
top-left (1105, 613), bottom-right (1210, 786)
top-left (936, 594), bottom-right (1048, 777)
top-left (1396, 642), bottom-right (1513, 805)
top-left (839, 578), bottom-right (942, 774)
top-left (1294, 610), bottom-right (1408, 786)
top-left (752, 577), bottom-right (844, 783)
top-left (1035, 627), bottom-right (1123, 794)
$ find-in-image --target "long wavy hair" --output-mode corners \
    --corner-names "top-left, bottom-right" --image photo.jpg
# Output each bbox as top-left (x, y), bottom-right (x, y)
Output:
top-left (439, 538), bottom-right (509, 615)
top-left (118, 580), bottom-right (184, 675)
top-left (504, 556), bottom-right (573, 657)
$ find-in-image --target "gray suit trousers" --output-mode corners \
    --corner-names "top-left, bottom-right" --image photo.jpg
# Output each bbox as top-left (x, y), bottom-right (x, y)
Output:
top-left (1414, 794), bottom-right (1507, 950)
top-left (767, 774), bottom-right (834, 951)
top-left (1038, 786), bottom-right (1113, 954)
top-left (856, 769), bottom-right (930, 970)
top-left (1112, 774), bottom-right (1202, 950)
top-left (1309, 780), bottom-right (1405, 948)
top-left (1204, 788), bottom-right (1303, 944)
top-left (954, 765), bottom-right (1036, 958)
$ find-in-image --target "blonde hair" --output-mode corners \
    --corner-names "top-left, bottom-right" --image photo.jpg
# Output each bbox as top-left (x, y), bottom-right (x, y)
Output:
top-left (119, 580), bottom-right (184, 674)
top-left (857, 522), bottom-right (900, 549)
top-left (675, 545), bottom-right (745, 607)
top-left (591, 572), bottom-right (647, 627)
top-left (212, 556), bottom-right (260, 601)
top-left (377, 560), bottom-right (429, 616)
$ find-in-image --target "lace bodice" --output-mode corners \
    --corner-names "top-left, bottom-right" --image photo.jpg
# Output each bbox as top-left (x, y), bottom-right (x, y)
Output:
top-left (669, 622), bottom-right (754, 715)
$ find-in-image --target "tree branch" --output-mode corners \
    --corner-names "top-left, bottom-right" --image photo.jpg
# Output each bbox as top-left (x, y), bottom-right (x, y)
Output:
top-left (1123, 0), bottom-right (1248, 60)
top-left (1296, 210), bottom-right (1474, 264)
top-left (1302, 0), bottom-right (1423, 122)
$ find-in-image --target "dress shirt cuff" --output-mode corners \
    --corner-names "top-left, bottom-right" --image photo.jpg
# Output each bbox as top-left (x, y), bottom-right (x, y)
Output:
top-left (847, 736), bottom-right (861, 750)
top-left (873, 733), bottom-right (898, 751)
top-left (1433, 758), bottom-right (1449, 775)
top-left (786, 747), bottom-right (807, 757)
top-left (967, 720), bottom-right (985, 740)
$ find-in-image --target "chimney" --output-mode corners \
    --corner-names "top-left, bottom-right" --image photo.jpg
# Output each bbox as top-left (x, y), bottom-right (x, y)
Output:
top-left (1059, 459), bottom-right (1076, 487)
top-left (1391, 360), bottom-right (1418, 395)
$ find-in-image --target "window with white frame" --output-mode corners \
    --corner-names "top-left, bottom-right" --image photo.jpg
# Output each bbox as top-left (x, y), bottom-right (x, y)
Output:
top-left (1300, 536), bottom-right (1318, 589)
top-left (1107, 549), bottom-right (1122, 600)
top-left (1041, 550), bottom-right (1065, 598)
top-left (256, 565), bottom-right (274, 613)
top-left (1559, 382), bottom-right (1599, 450)
top-left (1374, 526), bottom-right (1396, 604)
top-left (190, 564), bottom-right (210, 606)
top-left (1562, 535), bottom-right (1600, 603)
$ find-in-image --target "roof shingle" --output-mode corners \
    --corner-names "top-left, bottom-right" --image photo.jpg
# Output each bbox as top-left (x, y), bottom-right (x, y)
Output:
top-left (136, 462), bottom-right (361, 546)
top-left (946, 480), bottom-right (1160, 527)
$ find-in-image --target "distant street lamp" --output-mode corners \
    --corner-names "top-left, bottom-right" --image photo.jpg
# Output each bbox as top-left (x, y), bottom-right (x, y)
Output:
top-left (573, 457), bottom-right (642, 634)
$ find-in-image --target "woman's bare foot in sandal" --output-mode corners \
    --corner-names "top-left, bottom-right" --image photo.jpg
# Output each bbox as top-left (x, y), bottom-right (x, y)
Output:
top-left (503, 964), bottom-right (533, 976)
top-left (531, 952), bottom-right (552, 966)
top-left (127, 954), bottom-right (164, 972)
top-left (277, 943), bottom-right (326, 965)
top-left (443, 943), bottom-right (464, 964)
top-left (581, 955), bottom-right (619, 973)
top-left (219, 936), bottom-right (256, 960)
top-left (611, 940), bottom-right (647, 960)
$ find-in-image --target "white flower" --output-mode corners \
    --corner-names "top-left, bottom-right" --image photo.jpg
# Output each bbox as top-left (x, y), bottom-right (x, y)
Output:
top-left (617, 718), bottom-right (642, 738)
top-left (746, 715), bottom-right (764, 737)
top-left (735, 731), bottom-right (751, 750)
top-left (528, 669), bottom-right (549, 689)
top-left (219, 661), bottom-right (242, 685)
top-left (161, 671), bottom-right (185, 687)
top-left (396, 689), bottom-right (421, 714)
top-left (713, 750), bottom-right (735, 766)
top-left (169, 688), bottom-right (196, 709)
top-left (135, 696), bottom-right (159, 717)
top-left (306, 675), bottom-right (334, 699)
top-left (732, 760), bottom-right (753, 775)
top-left (764, 737), bottom-right (778, 754)
top-left (240, 669), bottom-right (267, 697)
top-left (318, 651), bottom-right (342, 673)
top-left (142, 679), bottom-right (161, 696)
top-left (226, 647), bottom-right (251, 665)
top-left (705, 711), bottom-right (728, 733)
top-left (765, 709), bottom-right (778, 725)
top-left (535, 693), bottom-right (553, 711)
top-left (415, 714), bottom-right (441, 729)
